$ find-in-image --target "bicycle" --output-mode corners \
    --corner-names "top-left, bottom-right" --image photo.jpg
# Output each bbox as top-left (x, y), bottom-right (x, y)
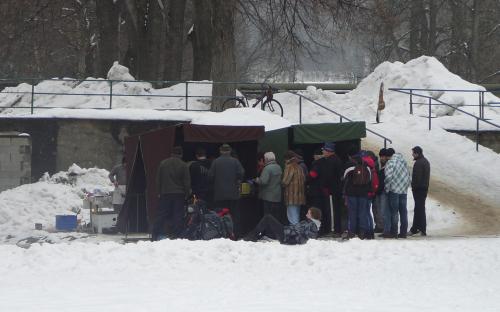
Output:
top-left (222, 84), bottom-right (284, 117)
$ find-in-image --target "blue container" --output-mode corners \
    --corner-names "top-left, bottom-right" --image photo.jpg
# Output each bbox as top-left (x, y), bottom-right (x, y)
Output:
top-left (55, 215), bottom-right (77, 231)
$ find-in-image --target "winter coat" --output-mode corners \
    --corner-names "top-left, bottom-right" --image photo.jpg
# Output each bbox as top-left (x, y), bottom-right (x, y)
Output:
top-left (377, 165), bottom-right (386, 195)
top-left (343, 161), bottom-right (372, 198)
top-left (412, 155), bottom-right (430, 190)
top-left (256, 160), bottom-right (282, 203)
top-left (189, 158), bottom-right (212, 200)
top-left (362, 156), bottom-right (380, 198)
top-left (282, 160), bottom-right (306, 206)
top-left (308, 154), bottom-right (343, 195)
top-left (156, 156), bottom-right (191, 196)
top-left (282, 218), bottom-right (320, 245)
top-left (109, 164), bottom-right (127, 185)
top-left (384, 153), bottom-right (411, 194)
top-left (209, 154), bottom-right (245, 201)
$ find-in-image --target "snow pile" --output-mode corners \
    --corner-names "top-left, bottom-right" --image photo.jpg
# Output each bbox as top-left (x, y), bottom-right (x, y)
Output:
top-left (272, 56), bottom-right (500, 212)
top-left (1, 237), bottom-right (500, 311)
top-left (0, 164), bottom-right (112, 242)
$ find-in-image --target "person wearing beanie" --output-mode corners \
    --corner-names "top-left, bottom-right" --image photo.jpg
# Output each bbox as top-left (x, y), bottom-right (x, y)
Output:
top-left (282, 151), bottom-right (306, 225)
top-left (255, 151), bottom-right (283, 220)
top-left (308, 142), bottom-right (343, 236)
top-left (409, 146), bottom-right (430, 236)
top-left (209, 143), bottom-right (245, 235)
top-left (153, 146), bottom-right (191, 241)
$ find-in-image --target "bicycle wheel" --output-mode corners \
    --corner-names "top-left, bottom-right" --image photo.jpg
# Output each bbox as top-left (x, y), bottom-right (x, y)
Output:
top-left (262, 99), bottom-right (283, 117)
top-left (222, 98), bottom-right (246, 111)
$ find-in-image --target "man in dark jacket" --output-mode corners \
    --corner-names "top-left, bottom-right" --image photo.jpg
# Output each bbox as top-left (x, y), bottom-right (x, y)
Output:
top-left (209, 144), bottom-right (245, 234)
top-left (409, 146), bottom-right (430, 236)
top-left (189, 147), bottom-right (212, 202)
top-left (152, 146), bottom-right (191, 241)
top-left (308, 142), bottom-right (343, 236)
top-left (243, 207), bottom-right (322, 244)
top-left (343, 155), bottom-right (372, 239)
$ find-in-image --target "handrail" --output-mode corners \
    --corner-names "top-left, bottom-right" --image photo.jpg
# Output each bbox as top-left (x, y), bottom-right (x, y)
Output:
top-left (287, 91), bottom-right (393, 148)
top-left (389, 87), bottom-right (500, 151)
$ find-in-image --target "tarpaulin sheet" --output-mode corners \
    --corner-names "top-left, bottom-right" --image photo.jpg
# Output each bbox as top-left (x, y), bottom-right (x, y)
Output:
top-left (183, 124), bottom-right (264, 143)
top-left (292, 122), bottom-right (366, 144)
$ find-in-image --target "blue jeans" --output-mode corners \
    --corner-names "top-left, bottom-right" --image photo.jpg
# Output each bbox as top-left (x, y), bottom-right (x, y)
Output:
top-left (378, 193), bottom-right (391, 234)
top-left (287, 205), bottom-right (301, 225)
top-left (347, 196), bottom-right (369, 236)
top-left (388, 192), bottom-right (408, 236)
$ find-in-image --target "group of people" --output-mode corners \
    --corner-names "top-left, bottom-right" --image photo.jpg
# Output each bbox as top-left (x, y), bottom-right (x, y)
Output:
top-left (143, 140), bottom-right (430, 243)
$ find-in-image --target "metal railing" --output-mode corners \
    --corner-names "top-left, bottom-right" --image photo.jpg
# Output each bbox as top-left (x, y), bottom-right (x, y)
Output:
top-left (288, 91), bottom-right (393, 148)
top-left (389, 87), bottom-right (500, 151)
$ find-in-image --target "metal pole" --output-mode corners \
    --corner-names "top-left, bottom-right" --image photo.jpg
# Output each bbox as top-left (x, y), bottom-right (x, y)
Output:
top-left (476, 118), bottom-right (479, 152)
top-left (136, 194), bottom-right (139, 232)
top-left (481, 91), bottom-right (485, 119)
top-left (109, 81), bottom-right (113, 109)
top-left (478, 92), bottom-right (482, 119)
top-left (299, 96), bottom-right (302, 124)
top-left (384, 139), bottom-right (387, 148)
top-left (340, 116), bottom-right (343, 123)
top-left (31, 83), bottom-right (34, 114)
top-left (410, 89), bottom-right (413, 114)
top-left (428, 97), bottom-right (432, 130)
top-left (185, 82), bottom-right (189, 111)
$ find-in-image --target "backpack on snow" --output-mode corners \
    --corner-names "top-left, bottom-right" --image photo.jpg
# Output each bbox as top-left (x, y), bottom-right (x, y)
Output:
top-left (352, 162), bottom-right (371, 186)
top-left (181, 200), bottom-right (234, 240)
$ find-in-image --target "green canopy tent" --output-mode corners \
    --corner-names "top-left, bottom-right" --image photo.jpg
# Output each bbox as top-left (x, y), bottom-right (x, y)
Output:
top-left (258, 121), bottom-right (366, 167)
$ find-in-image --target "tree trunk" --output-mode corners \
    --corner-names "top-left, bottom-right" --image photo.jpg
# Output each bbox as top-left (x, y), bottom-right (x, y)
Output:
top-left (164, 0), bottom-right (186, 81)
top-left (210, 0), bottom-right (236, 112)
top-left (470, 0), bottom-right (480, 82)
top-left (191, 0), bottom-right (213, 81)
top-left (95, 0), bottom-right (120, 77)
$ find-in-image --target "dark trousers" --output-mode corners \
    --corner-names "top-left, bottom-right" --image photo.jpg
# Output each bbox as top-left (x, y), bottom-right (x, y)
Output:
top-left (252, 214), bottom-right (284, 242)
top-left (332, 193), bottom-right (343, 234)
top-left (309, 193), bottom-right (330, 235)
top-left (263, 200), bottom-right (282, 221)
top-left (152, 194), bottom-right (185, 241)
top-left (214, 199), bottom-right (240, 237)
top-left (411, 188), bottom-right (428, 234)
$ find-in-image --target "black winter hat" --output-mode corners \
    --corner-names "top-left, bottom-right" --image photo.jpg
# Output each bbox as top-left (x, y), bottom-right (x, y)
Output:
top-left (412, 146), bottom-right (423, 155)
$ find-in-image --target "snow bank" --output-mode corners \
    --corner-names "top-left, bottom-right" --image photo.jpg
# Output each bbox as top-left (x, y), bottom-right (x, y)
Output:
top-left (1, 237), bottom-right (499, 311)
top-left (0, 165), bottom-right (112, 242)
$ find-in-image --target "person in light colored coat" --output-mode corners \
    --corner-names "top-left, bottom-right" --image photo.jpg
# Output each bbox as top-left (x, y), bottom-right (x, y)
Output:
top-left (282, 151), bottom-right (306, 225)
top-left (384, 151), bottom-right (411, 238)
top-left (255, 152), bottom-right (282, 220)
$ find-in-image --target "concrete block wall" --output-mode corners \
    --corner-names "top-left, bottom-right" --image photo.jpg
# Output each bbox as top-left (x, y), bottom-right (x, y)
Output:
top-left (0, 135), bottom-right (31, 192)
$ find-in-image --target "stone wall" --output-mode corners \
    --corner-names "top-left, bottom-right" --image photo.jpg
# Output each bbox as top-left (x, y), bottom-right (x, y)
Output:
top-left (0, 118), bottom-right (180, 181)
top-left (447, 130), bottom-right (500, 154)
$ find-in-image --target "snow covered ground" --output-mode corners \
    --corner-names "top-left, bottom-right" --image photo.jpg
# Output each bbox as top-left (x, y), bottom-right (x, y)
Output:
top-left (1, 56), bottom-right (500, 311)
top-left (1, 237), bottom-right (500, 312)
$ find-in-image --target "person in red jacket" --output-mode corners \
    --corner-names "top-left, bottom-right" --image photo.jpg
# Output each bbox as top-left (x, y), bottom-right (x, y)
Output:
top-left (361, 151), bottom-right (380, 239)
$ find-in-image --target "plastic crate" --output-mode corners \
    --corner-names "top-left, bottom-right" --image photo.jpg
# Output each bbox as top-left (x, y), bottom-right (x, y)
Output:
top-left (55, 215), bottom-right (77, 231)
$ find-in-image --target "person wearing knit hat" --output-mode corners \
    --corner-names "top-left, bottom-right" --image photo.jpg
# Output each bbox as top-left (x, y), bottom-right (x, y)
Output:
top-left (409, 146), bottom-right (430, 236)
top-left (152, 146), bottom-right (191, 241)
top-left (209, 143), bottom-right (245, 236)
top-left (219, 143), bottom-right (232, 153)
top-left (308, 142), bottom-right (343, 236)
top-left (255, 151), bottom-right (283, 220)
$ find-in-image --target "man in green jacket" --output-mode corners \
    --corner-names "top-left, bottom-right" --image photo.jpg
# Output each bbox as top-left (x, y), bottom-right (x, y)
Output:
top-left (255, 151), bottom-right (283, 220)
top-left (152, 146), bottom-right (191, 241)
